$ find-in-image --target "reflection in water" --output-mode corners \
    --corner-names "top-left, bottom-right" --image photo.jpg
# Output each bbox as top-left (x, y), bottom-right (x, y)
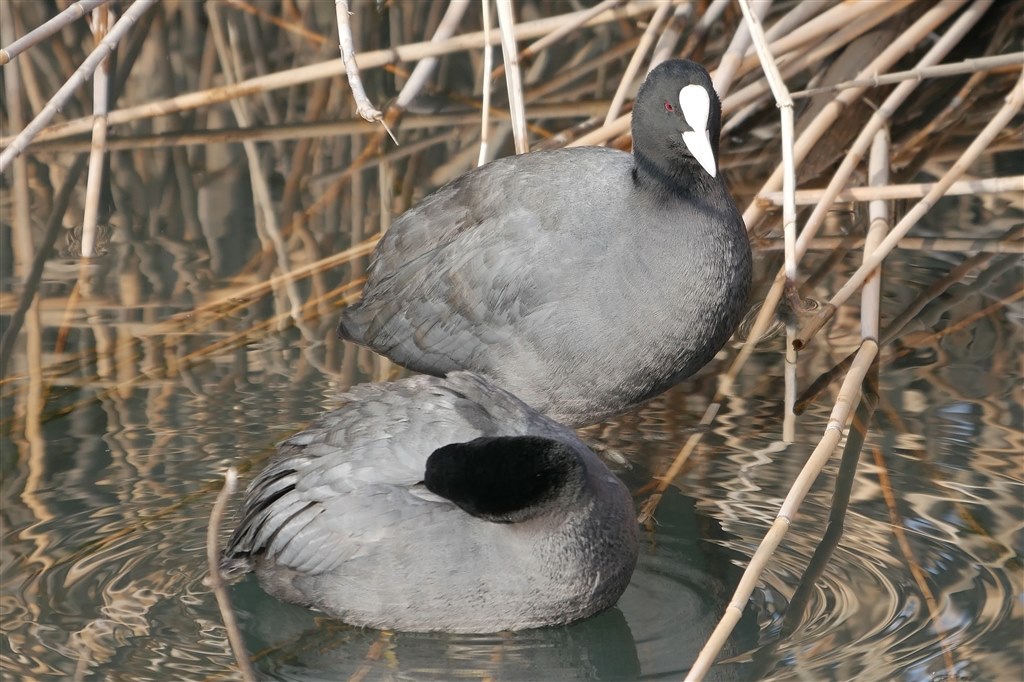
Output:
top-left (239, 587), bottom-right (644, 681)
top-left (3, 236), bottom-right (1022, 680)
top-left (2, 2), bottom-right (1022, 679)
top-left (6, 237), bottom-right (1022, 679)
top-left (235, 486), bottom-right (758, 682)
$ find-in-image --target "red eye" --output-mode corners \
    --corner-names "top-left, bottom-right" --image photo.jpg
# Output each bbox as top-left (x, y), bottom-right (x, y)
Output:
top-left (664, 101), bottom-right (674, 112)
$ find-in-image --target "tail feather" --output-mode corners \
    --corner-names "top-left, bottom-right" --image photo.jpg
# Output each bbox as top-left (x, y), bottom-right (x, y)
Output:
top-left (218, 551), bottom-right (254, 582)
top-left (337, 305), bottom-right (368, 343)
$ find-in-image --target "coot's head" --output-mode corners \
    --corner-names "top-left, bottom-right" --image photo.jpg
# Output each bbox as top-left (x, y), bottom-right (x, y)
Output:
top-left (631, 59), bottom-right (722, 181)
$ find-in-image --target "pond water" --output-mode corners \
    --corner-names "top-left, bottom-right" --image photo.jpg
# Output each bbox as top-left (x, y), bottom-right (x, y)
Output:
top-left (0, 7), bottom-right (1019, 671)
top-left (3, 168), bottom-right (1021, 682)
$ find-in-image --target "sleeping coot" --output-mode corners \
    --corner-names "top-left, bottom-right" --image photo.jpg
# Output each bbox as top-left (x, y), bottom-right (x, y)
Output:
top-left (221, 372), bottom-right (639, 633)
top-left (339, 60), bottom-right (751, 427)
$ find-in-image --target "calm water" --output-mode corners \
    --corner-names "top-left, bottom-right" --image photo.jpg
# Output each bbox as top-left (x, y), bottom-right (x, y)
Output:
top-left (3, 179), bottom-right (1021, 681)
top-left (0, 9), bottom-right (1019, 667)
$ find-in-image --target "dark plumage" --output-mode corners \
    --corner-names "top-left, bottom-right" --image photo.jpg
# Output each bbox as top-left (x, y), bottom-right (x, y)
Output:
top-left (222, 372), bottom-right (638, 633)
top-left (339, 60), bottom-right (751, 426)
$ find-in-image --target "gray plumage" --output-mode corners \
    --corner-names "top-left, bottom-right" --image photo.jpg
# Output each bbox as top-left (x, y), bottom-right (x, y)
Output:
top-left (222, 372), bottom-right (639, 633)
top-left (338, 60), bottom-right (752, 427)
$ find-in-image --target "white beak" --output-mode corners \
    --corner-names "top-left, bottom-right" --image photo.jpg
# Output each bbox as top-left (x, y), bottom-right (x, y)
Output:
top-left (678, 84), bottom-right (717, 178)
top-left (682, 129), bottom-right (716, 178)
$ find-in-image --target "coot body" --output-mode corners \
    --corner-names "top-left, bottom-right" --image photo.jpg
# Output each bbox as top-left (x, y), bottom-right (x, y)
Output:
top-left (222, 372), bottom-right (639, 633)
top-left (339, 60), bottom-right (751, 426)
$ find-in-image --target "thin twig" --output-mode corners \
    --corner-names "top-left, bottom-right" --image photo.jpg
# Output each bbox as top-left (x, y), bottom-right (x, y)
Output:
top-left (792, 51), bottom-right (1024, 98)
top-left (334, 0), bottom-right (382, 123)
top-left (526, 35), bottom-right (641, 104)
top-left (795, 70), bottom-right (1024, 349)
top-left (223, 0), bottom-right (328, 47)
top-left (637, 404), bottom-right (721, 524)
top-left (25, 101), bottom-right (610, 153)
top-left (0, 0), bottom-right (110, 65)
top-left (173, 279), bottom-right (367, 374)
top-left (924, 288), bottom-right (1024, 341)
top-left (191, 241), bottom-right (380, 324)
top-left (203, 468), bottom-right (256, 682)
top-left (0, 0), bottom-right (158, 172)
top-left (347, 631), bottom-right (393, 682)
top-left (496, 0), bottom-right (528, 154)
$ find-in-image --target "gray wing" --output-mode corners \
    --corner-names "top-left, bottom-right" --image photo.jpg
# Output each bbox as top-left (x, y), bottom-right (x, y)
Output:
top-left (338, 148), bottom-right (632, 376)
top-left (221, 373), bottom-right (571, 577)
top-left (223, 440), bottom-right (454, 577)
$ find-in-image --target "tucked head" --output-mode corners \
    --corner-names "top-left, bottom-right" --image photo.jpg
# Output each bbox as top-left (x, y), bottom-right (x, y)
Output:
top-left (424, 435), bottom-right (585, 524)
top-left (632, 59), bottom-right (722, 180)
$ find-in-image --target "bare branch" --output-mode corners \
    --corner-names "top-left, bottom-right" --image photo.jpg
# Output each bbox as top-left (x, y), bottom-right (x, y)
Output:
top-left (334, 0), bottom-right (382, 123)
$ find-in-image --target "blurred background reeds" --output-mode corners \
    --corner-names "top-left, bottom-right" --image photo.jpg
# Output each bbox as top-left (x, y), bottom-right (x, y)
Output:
top-left (1, 1), bottom-right (1022, 680)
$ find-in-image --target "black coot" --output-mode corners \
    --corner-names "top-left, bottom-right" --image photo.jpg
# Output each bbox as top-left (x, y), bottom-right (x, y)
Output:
top-left (339, 60), bottom-right (751, 427)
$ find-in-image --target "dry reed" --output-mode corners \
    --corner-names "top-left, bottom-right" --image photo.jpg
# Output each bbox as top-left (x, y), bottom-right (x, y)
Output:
top-left (2, 1), bottom-right (1021, 680)
top-left (202, 468), bottom-right (257, 682)
top-left (0, 0), bottom-right (158, 171)
top-left (79, 4), bottom-right (110, 259)
top-left (495, 0), bottom-right (528, 153)
top-left (0, 0), bottom-right (110, 66)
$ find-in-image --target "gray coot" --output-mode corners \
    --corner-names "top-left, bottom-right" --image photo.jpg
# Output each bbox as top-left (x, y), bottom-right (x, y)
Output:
top-left (338, 60), bottom-right (752, 427)
top-left (221, 372), bottom-right (639, 633)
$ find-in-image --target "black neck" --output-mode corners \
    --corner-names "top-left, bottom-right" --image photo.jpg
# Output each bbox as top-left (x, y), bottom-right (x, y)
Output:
top-left (631, 147), bottom-right (718, 202)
